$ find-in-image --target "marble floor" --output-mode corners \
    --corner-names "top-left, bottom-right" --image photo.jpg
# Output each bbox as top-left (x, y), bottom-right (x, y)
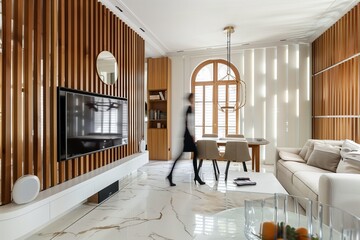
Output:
top-left (26, 160), bottom-right (274, 240)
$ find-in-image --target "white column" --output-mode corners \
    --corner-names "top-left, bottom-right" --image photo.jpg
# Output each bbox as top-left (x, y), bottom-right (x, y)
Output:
top-left (287, 44), bottom-right (299, 147)
top-left (299, 44), bottom-right (312, 146)
top-left (265, 47), bottom-right (277, 164)
top-left (254, 49), bottom-right (266, 160)
top-left (276, 45), bottom-right (288, 148)
top-left (243, 49), bottom-right (254, 138)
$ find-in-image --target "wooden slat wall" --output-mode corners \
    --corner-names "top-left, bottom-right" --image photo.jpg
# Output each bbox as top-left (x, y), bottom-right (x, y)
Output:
top-left (312, 4), bottom-right (359, 73)
top-left (312, 3), bottom-right (360, 141)
top-left (0, 0), bottom-right (145, 205)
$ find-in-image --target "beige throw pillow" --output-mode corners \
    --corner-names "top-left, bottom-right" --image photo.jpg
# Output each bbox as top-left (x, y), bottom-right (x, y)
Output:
top-left (307, 142), bottom-right (341, 172)
top-left (304, 140), bottom-right (323, 161)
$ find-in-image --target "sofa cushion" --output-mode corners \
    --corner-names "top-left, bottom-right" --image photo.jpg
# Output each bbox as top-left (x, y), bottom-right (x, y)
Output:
top-left (304, 140), bottom-right (323, 161)
top-left (293, 171), bottom-right (325, 200)
top-left (299, 140), bottom-right (311, 159)
top-left (340, 139), bottom-right (360, 166)
top-left (303, 139), bottom-right (343, 162)
top-left (279, 151), bottom-right (305, 162)
top-left (277, 160), bottom-right (330, 179)
top-left (341, 139), bottom-right (360, 151)
top-left (307, 143), bottom-right (341, 172)
top-left (336, 159), bottom-right (360, 174)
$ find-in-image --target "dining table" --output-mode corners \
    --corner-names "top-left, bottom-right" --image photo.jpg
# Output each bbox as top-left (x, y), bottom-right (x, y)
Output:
top-left (199, 137), bottom-right (269, 172)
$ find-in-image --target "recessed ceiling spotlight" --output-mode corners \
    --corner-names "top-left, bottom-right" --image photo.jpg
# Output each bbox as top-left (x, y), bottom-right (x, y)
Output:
top-left (177, 50), bottom-right (184, 53)
top-left (115, 6), bottom-right (123, 12)
top-left (140, 28), bottom-right (145, 33)
top-left (242, 43), bottom-right (250, 46)
top-left (280, 39), bottom-right (287, 41)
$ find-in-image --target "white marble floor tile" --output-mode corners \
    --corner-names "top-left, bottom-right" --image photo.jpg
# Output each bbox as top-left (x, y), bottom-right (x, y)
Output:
top-left (27, 160), bottom-right (274, 240)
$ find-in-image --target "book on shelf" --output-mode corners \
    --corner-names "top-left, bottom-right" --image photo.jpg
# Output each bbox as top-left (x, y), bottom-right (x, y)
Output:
top-left (149, 95), bottom-right (160, 100)
top-left (159, 91), bottom-right (165, 100)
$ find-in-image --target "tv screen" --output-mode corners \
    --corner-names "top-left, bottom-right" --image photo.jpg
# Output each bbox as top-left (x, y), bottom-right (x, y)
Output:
top-left (58, 87), bottom-right (128, 161)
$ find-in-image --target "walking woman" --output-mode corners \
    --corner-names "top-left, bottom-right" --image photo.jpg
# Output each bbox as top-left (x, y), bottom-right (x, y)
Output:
top-left (166, 93), bottom-right (205, 186)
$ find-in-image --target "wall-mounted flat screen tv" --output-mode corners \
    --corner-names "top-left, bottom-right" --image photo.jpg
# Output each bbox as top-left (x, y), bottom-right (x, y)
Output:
top-left (58, 87), bottom-right (128, 161)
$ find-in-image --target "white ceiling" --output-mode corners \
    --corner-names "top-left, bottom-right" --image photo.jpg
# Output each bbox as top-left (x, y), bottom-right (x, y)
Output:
top-left (101, 0), bottom-right (359, 57)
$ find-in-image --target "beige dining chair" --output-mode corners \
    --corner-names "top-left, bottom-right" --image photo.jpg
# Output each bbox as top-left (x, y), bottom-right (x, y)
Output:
top-left (226, 134), bottom-right (245, 138)
top-left (197, 139), bottom-right (221, 181)
top-left (222, 141), bottom-right (252, 181)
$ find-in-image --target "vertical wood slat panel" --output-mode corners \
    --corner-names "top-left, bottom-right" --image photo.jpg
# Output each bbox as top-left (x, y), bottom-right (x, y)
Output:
top-left (313, 118), bottom-right (360, 143)
top-left (1, 0), bottom-right (145, 205)
top-left (72, 0), bottom-right (79, 178)
top-left (103, 7), bottom-right (108, 97)
top-left (313, 3), bottom-right (359, 73)
top-left (58, 0), bottom-right (66, 184)
top-left (89, 0), bottom-right (95, 171)
top-left (34, 0), bottom-right (43, 186)
top-left (64, 0), bottom-right (70, 182)
top-left (51, 0), bottom-right (59, 186)
top-left (84, 0), bottom-right (90, 173)
top-left (125, 26), bottom-right (129, 156)
top-left (1, 0), bottom-right (13, 204)
top-left (65, 0), bottom-right (73, 180)
top-left (24, 0), bottom-right (34, 175)
top-left (43, 0), bottom-right (51, 188)
top-left (79, 0), bottom-right (85, 175)
top-left (313, 58), bottom-right (359, 116)
top-left (13, 0), bottom-right (24, 181)
top-left (117, 19), bottom-right (121, 159)
top-left (98, 3), bottom-right (103, 167)
top-left (95, 1), bottom-right (99, 94)
top-left (312, 4), bottom-right (359, 143)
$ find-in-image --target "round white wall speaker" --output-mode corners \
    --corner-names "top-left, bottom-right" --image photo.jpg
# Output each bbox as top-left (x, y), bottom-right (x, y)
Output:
top-left (12, 175), bottom-right (40, 204)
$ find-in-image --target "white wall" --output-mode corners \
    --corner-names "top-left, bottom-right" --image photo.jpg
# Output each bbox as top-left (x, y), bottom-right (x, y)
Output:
top-left (170, 43), bottom-right (312, 164)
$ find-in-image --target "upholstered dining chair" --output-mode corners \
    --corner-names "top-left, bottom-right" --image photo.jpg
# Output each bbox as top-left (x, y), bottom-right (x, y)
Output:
top-left (222, 141), bottom-right (252, 181)
top-left (197, 139), bottom-right (221, 181)
top-left (226, 134), bottom-right (245, 138)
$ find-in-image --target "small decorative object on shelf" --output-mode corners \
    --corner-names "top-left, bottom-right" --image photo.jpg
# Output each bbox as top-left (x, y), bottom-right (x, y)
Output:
top-left (149, 94), bottom-right (160, 100)
top-left (159, 91), bottom-right (165, 100)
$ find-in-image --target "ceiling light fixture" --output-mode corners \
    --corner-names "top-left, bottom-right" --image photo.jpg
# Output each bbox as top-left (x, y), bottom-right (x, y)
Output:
top-left (218, 26), bottom-right (246, 112)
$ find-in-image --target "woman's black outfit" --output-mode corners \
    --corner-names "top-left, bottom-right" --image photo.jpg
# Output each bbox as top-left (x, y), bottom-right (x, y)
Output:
top-left (167, 105), bottom-right (205, 186)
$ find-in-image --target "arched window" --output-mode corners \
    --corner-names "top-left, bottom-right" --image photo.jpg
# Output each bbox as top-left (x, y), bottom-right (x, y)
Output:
top-left (192, 59), bottom-right (241, 139)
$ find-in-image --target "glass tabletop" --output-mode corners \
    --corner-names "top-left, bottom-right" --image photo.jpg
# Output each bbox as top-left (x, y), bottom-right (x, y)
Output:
top-left (194, 207), bottom-right (246, 240)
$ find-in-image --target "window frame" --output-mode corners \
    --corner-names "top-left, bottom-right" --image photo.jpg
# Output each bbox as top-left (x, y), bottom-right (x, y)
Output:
top-left (191, 59), bottom-right (241, 138)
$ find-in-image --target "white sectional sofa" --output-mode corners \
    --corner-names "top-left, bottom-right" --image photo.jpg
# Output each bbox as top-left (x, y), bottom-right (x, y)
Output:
top-left (275, 139), bottom-right (360, 217)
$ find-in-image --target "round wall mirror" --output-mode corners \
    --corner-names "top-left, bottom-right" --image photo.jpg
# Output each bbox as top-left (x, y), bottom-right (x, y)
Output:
top-left (96, 51), bottom-right (118, 85)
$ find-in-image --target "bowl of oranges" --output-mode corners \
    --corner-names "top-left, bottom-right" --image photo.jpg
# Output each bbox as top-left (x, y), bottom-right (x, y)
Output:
top-left (244, 194), bottom-right (360, 240)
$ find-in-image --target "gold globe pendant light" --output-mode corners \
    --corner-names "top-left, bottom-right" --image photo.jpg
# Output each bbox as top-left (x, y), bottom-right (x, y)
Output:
top-left (218, 26), bottom-right (246, 112)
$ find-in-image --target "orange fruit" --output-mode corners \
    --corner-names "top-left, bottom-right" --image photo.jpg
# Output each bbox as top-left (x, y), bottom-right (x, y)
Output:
top-left (260, 221), bottom-right (277, 240)
top-left (295, 227), bottom-right (309, 240)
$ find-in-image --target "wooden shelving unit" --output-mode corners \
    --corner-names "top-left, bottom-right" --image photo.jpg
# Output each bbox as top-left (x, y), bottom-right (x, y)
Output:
top-left (147, 57), bottom-right (171, 160)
